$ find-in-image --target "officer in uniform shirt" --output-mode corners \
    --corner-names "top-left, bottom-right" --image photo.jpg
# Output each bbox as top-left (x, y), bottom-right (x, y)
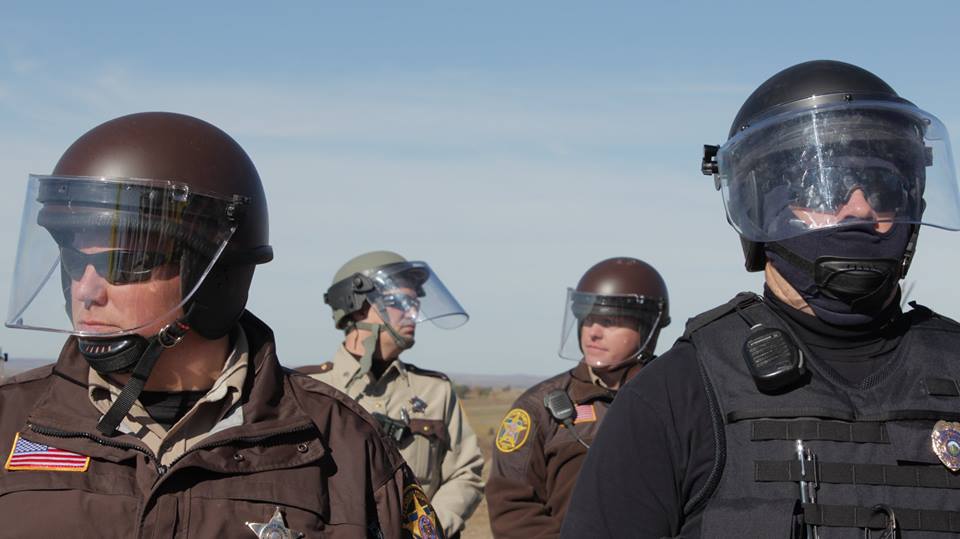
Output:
top-left (487, 257), bottom-right (669, 538)
top-left (562, 61), bottom-right (960, 538)
top-left (0, 113), bottom-right (443, 538)
top-left (300, 250), bottom-right (484, 538)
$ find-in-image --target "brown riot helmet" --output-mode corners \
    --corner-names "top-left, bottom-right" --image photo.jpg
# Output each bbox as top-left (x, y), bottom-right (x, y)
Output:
top-left (50, 112), bottom-right (273, 341)
top-left (559, 257), bottom-right (670, 365)
top-left (6, 112), bottom-right (272, 435)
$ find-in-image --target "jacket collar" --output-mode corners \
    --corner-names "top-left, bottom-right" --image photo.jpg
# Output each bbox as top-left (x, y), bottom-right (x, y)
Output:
top-left (25, 311), bottom-right (309, 448)
top-left (567, 361), bottom-right (643, 404)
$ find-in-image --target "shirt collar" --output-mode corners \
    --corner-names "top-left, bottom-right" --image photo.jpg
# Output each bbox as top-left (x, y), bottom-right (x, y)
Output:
top-left (569, 362), bottom-right (617, 403)
top-left (335, 344), bottom-right (409, 388)
top-left (587, 365), bottom-right (612, 389)
top-left (87, 327), bottom-right (249, 436)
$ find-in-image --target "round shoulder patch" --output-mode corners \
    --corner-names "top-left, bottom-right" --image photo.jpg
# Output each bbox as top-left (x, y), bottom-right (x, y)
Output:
top-left (496, 408), bottom-right (532, 453)
top-left (403, 483), bottom-right (441, 539)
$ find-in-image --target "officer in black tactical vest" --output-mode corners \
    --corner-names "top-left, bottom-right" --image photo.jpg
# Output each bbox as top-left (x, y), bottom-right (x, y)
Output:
top-left (561, 60), bottom-right (960, 538)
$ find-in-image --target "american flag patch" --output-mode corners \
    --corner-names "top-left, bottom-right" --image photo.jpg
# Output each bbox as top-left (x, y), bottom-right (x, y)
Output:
top-left (574, 403), bottom-right (597, 424)
top-left (4, 433), bottom-right (90, 472)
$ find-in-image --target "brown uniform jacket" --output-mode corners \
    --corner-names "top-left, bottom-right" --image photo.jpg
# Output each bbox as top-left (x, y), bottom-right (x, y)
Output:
top-left (0, 312), bottom-right (442, 539)
top-left (486, 362), bottom-right (641, 539)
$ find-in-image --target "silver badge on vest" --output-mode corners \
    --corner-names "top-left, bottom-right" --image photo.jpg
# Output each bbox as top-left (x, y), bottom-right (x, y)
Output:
top-left (246, 507), bottom-right (304, 539)
top-left (931, 420), bottom-right (960, 472)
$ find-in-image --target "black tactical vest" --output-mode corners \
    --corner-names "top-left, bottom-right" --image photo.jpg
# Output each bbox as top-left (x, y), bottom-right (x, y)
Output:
top-left (686, 293), bottom-right (960, 538)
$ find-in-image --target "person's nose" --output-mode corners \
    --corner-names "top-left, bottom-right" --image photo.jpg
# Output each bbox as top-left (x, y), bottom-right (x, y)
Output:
top-left (72, 264), bottom-right (108, 308)
top-left (837, 188), bottom-right (878, 221)
top-left (586, 321), bottom-right (604, 340)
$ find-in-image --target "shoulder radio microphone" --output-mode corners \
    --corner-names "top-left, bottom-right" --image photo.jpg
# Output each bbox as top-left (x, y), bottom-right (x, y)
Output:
top-left (544, 389), bottom-right (591, 449)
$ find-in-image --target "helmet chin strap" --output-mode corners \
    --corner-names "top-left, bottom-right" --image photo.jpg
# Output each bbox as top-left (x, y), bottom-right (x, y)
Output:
top-left (88, 315), bottom-right (192, 436)
top-left (79, 336), bottom-right (151, 375)
top-left (347, 321), bottom-right (381, 386)
top-left (345, 321), bottom-right (413, 387)
top-left (381, 321), bottom-right (414, 351)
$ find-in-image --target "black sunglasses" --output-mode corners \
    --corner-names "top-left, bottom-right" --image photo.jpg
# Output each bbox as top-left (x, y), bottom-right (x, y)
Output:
top-left (60, 246), bottom-right (180, 285)
top-left (794, 166), bottom-right (911, 214)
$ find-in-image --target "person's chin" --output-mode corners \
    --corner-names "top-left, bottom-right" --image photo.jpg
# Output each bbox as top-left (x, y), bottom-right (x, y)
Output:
top-left (585, 356), bottom-right (611, 368)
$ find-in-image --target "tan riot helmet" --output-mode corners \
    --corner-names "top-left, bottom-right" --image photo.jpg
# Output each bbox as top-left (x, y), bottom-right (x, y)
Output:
top-left (325, 250), bottom-right (468, 333)
top-left (559, 257), bottom-right (670, 365)
top-left (323, 251), bottom-right (469, 338)
top-left (324, 250), bottom-right (467, 383)
top-left (5, 112), bottom-right (273, 434)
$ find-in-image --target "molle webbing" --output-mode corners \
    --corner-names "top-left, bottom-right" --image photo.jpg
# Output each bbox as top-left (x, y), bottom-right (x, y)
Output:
top-left (729, 407), bottom-right (960, 423)
top-left (756, 460), bottom-right (960, 489)
top-left (802, 504), bottom-right (960, 532)
top-left (751, 419), bottom-right (889, 443)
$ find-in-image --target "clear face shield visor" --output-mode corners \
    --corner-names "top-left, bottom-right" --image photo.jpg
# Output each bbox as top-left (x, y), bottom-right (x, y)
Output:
top-left (364, 261), bottom-right (468, 332)
top-left (6, 175), bottom-right (242, 338)
top-left (559, 289), bottom-right (664, 366)
top-left (716, 101), bottom-right (960, 242)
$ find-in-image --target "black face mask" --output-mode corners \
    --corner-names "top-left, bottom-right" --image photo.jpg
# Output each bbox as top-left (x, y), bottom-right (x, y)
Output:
top-left (765, 224), bottom-right (910, 326)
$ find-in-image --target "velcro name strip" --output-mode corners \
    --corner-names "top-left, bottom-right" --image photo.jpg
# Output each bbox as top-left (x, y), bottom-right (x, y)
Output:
top-left (924, 377), bottom-right (960, 397)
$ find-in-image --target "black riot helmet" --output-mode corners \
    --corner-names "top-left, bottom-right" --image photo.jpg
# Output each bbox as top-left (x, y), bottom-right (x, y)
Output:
top-left (701, 60), bottom-right (960, 275)
top-left (6, 112), bottom-right (273, 434)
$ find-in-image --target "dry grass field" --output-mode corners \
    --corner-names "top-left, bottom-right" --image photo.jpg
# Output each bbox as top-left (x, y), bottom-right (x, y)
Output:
top-left (459, 386), bottom-right (525, 539)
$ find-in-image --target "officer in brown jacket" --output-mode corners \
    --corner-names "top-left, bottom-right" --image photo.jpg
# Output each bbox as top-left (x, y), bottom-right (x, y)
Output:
top-left (301, 251), bottom-right (484, 538)
top-left (486, 257), bottom-right (670, 538)
top-left (0, 113), bottom-right (443, 538)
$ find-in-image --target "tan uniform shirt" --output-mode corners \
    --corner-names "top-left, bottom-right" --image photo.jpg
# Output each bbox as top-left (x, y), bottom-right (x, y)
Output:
top-left (304, 345), bottom-right (484, 535)
top-left (88, 327), bottom-right (249, 466)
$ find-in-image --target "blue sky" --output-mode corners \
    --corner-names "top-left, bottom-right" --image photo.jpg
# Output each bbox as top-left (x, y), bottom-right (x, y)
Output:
top-left (2, 2), bottom-right (960, 376)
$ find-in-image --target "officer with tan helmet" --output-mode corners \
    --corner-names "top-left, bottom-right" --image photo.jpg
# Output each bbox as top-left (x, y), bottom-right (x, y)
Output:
top-left (486, 257), bottom-right (669, 538)
top-left (300, 250), bottom-right (484, 537)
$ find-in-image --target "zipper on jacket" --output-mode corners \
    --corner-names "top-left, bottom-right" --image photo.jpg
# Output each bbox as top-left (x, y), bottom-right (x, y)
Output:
top-left (27, 422), bottom-right (162, 474)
